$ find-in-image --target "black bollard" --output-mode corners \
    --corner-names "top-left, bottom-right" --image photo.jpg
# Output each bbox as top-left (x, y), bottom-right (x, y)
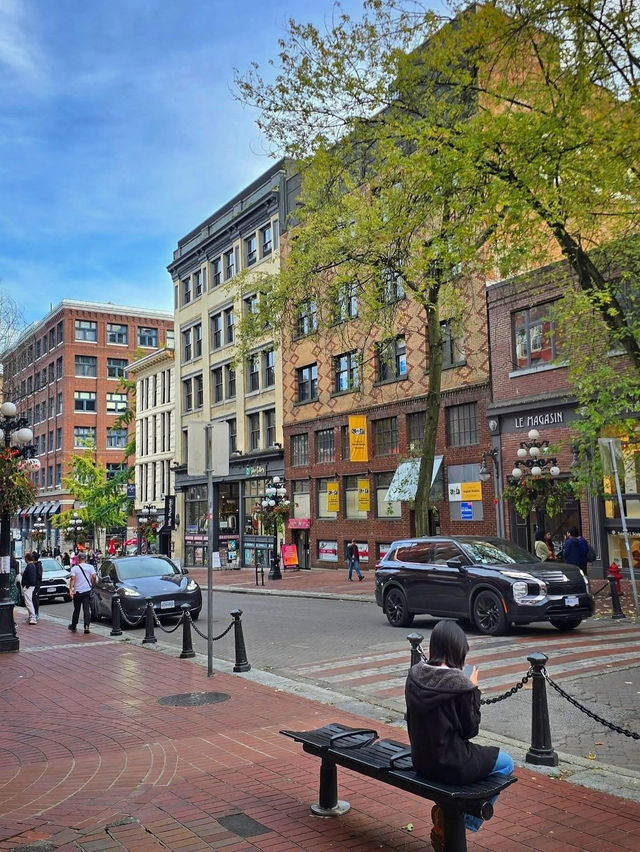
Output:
top-left (407, 632), bottom-right (425, 669)
top-left (231, 608), bottom-right (251, 672)
top-left (142, 598), bottom-right (157, 644)
top-left (180, 604), bottom-right (196, 659)
top-left (608, 574), bottom-right (626, 619)
top-left (525, 652), bottom-right (558, 766)
top-left (110, 592), bottom-right (123, 637)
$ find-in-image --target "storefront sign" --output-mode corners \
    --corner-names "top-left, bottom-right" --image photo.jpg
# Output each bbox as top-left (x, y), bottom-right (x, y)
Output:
top-left (245, 464), bottom-right (266, 476)
top-left (164, 495), bottom-right (176, 529)
top-left (449, 482), bottom-right (481, 501)
top-left (357, 478), bottom-right (371, 512)
top-left (461, 502), bottom-right (474, 520)
top-left (514, 410), bottom-right (564, 429)
top-left (349, 415), bottom-right (368, 462)
top-left (289, 517), bottom-right (311, 529)
top-left (327, 481), bottom-right (340, 512)
top-left (282, 544), bottom-right (299, 567)
top-left (318, 540), bottom-right (338, 561)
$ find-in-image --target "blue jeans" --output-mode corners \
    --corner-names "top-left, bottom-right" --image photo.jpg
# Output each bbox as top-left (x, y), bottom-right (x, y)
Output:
top-left (348, 559), bottom-right (362, 579)
top-left (464, 750), bottom-right (514, 832)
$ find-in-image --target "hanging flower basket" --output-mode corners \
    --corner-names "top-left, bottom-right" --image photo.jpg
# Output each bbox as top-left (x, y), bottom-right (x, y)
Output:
top-left (502, 474), bottom-right (576, 519)
top-left (0, 448), bottom-right (38, 516)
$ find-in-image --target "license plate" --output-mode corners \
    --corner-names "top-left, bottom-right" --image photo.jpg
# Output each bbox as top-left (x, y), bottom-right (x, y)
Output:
top-left (160, 600), bottom-right (174, 609)
top-left (565, 595), bottom-right (579, 607)
top-left (47, 586), bottom-right (57, 593)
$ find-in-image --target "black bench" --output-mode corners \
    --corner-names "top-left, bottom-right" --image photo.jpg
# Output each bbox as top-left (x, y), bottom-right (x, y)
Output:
top-left (281, 722), bottom-right (517, 852)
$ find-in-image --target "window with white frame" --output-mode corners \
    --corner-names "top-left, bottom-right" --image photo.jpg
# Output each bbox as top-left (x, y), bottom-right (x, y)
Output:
top-left (107, 357), bottom-right (127, 379)
top-left (291, 433), bottom-right (309, 466)
top-left (376, 336), bottom-right (407, 382)
top-left (74, 390), bottom-right (97, 412)
top-left (225, 364), bottom-right (236, 399)
top-left (248, 412), bottom-right (261, 450)
top-left (260, 224), bottom-right (272, 257)
top-left (513, 303), bottom-right (558, 369)
top-left (245, 234), bottom-right (257, 266)
top-left (224, 248), bottom-right (235, 279)
top-left (193, 269), bottom-right (204, 298)
top-left (212, 257), bottom-right (222, 286)
top-left (333, 351), bottom-right (359, 392)
top-left (334, 281), bottom-right (358, 322)
top-left (107, 323), bottom-right (128, 345)
top-left (212, 367), bottom-right (223, 403)
top-left (225, 307), bottom-right (235, 343)
top-left (75, 355), bottom-right (97, 377)
top-left (106, 392), bottom-right (128, 414)
top-left (211, 313), bottom-right (223, 349)
top-left (183, 378), bottom-right (193, 412)
top-left (315, 429), bottom-right (335, 463)
top-left (107, 428), bottom-right (128, 448)
top-left (194, 374), bottom-right (203, 409)
top-left (74, 426), bottom-right (96, 447)
top-left (193, 323), bottom-right (202, 358)
top-left (296, 364), bottom-right (318, 403)
top-left (75, 320), bottom-right (97, 342)
top-left (376, 471), bottom-right (401, 518)
top-left (263, 348), bottom-right (275, 387)
top-left (247, 354), bottom-right (260, 392)
top-left (295, 299), bottom-right (317, 337)
top-left (317, 478), bottom-right (338, 519)
top-left (182, 276), bottom-right (192, 305)
top-left (182, 327), bottom-right (192, 361)
top-left (264, 409), bottom-right (276, 446)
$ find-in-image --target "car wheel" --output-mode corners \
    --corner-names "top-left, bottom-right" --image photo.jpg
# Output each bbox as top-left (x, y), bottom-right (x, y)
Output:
top-left (549, 618), bottom-right (582, 631)
top-left (190, 608), bottom-right (201, 621)
top-left (472, 590), bottom-right (508, 636)
top-left (384, 588), bottom-right (414, 628)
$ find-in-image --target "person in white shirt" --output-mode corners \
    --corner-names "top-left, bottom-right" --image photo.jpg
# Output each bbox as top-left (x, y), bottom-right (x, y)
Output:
top-left (67, 554), bottom-right (97, 635)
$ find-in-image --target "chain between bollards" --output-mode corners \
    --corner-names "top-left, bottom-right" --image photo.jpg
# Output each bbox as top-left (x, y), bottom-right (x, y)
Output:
top-left (525, 652), bottom-right (558, 766)
top-left (110, 592), bottom-right (122, 636)
top-left (180, 603), bottom-right (195, 658)
top-left (231, 608), bottom-right (251, 672)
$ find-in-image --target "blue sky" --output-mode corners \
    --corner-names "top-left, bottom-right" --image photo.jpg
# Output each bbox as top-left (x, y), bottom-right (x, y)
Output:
top-left (0, 0), bottom-right (367, 324)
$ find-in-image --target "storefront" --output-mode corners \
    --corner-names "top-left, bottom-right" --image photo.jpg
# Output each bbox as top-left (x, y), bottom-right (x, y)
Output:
top-left (601, 433), bottom-right (640, 572)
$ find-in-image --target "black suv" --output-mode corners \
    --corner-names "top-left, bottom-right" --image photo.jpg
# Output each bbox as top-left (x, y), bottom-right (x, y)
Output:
top-left (375, 536), bottom-right (594, 635)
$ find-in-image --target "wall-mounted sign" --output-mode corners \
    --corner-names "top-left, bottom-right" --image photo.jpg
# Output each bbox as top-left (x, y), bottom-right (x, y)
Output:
top-left (514, 411), bottom-right (564, 429)
top-left (448, 481), bottom-right (482, 502)
top-left (318, 540), bottom-right (338, 561)
top-left (289, 517), bottom-right (311, 529)
top-left (245, 464), bottom-right (267, 476)
top-left (357, 478), bottom-right (371, 512)
top-left (349, 415), bottom-right (368, 462)
top-left (327, 481), bottom-right (340, 512)
top-left (460, 502), bottom-right (474, 520)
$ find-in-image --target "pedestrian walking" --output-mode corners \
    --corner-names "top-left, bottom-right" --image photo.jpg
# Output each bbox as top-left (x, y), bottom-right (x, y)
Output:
top-left (62, 551), bottom-right (71, 567)
top-left (68, 554), bottom-right (97, 635)
top-left (32, 550), bottom-right (43, 621)
top-left (347, 539), bottom-right (363, 581)
top-left (405, 620), bottom-right (513, 834)
top-left (562, 526), bottom-right (594, 574)
top-left (21, 553), bottom-right (38, 624)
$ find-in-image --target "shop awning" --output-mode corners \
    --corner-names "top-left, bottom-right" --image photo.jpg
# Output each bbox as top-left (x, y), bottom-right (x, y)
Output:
top-left (47, 502), bottom-right (61, 515)
top-left (26, 504), bottom-right (39, 516)
top-left (35, 502), bottom-right (51, 517)
top-left (385, 456), bottom-right (443, 501)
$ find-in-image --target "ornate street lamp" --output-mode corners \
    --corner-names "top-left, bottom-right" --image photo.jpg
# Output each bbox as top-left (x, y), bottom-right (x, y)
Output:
top-left (262, 476), bottom-right (290, 580)
top-left (510, 429), bottom-right (561, 481)
top-left (65, 512), bottom-right (85, 549)
top-left (503, 429), bottom-right (568, 526)
top-left (138, 503), bottom-right (159, 552)
top-left (0, 400), bottom-right (39, 653)
top-left (31, 518), bottom-right (46, 549)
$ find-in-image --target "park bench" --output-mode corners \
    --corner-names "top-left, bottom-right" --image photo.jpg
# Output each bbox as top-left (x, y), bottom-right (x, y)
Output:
top-left (281, 722), bottom-right (517, 852)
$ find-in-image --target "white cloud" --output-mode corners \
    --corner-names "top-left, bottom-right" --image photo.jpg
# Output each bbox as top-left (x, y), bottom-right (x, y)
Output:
top-left (0, 0), bottom-right (46, 88)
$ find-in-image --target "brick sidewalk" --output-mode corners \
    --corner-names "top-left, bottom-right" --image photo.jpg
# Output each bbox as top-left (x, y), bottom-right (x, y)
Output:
top-left (2, 618), bottom-right (640, 851)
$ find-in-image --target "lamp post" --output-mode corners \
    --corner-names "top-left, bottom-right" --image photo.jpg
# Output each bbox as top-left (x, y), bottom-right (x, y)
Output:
top-left (138, 502), bottom-right (158, 553)
top-left (510, 429), bottom-right (561, 532)
top-left (31, 518), bottom-right (46, 549)
top-left (262, 476), bottom-right (290, 581)
top-left (66, 512), bottom-right (84, 550)
top-left (0, 400), bottom-right (38, 653)
top-left (478, 447), bottom-right (505, 538)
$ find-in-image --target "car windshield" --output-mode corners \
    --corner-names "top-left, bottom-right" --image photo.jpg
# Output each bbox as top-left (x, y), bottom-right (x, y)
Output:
top-left (116, 557), bottom-right (179, 580)
top-left (459, 539), bottom-right (537, 565)
top-left (41, 559), bottom-right (65, 574)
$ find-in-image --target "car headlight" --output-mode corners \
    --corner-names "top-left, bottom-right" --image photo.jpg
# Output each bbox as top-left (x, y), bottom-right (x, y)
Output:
top-left (122, 587), bottom-right (142, 597)
top-left (512, 581), bottom-right (528, 602)
top-left (186, 580), bottom-right (198, 591)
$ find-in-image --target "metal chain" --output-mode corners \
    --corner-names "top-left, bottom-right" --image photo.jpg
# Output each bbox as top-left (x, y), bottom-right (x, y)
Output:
top-left (415, 645), bottom-right (532, 706)
top-left (150, 607), bottom-right (185, 633)
top-left (592, 581), bottom-right (609, 598)
top-left (115, 599), bottom-right (146, 628)
top-left (186, 611), bottom-right (235, 642)
top-left (541, 667), bottom-right (640, 739)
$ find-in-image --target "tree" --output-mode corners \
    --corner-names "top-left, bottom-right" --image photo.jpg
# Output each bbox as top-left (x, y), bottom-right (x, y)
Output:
top-left (51, 447), bottom-right (133, 546)
top-left (235, 0), bottom-right (639, 522)
top-left (0, 287), bottom-right (25, 359)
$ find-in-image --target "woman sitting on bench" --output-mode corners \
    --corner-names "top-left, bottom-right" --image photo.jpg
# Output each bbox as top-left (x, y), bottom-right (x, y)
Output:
top-left (405, 620), bottom-right (514, 832)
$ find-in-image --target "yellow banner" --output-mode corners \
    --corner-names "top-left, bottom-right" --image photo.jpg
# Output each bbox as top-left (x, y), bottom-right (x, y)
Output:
top-left (461, 481), bottom-right (482, 501)
top-left (349, 415), bottom-right (368, 462)
top-left (357, 479), bottom-right (371, 512)
top-left (327, 481), bottom-right (340, 513)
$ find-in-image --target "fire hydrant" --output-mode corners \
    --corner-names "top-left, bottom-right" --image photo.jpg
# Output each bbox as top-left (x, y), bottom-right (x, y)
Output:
top-left (608, 562), bottom-right (622, 595)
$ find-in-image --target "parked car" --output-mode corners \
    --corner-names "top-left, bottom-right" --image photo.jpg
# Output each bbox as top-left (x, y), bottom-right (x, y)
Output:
top-left (91, 555), bottom-right (202, 624)
top-left (15, 557), bottom-right (71, 605)
top-left (375, 536), bottom-right (594, 635)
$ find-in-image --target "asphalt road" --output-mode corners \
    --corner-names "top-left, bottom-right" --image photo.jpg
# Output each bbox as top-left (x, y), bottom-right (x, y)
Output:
top-left (46, 592), bottom-right (640, 770)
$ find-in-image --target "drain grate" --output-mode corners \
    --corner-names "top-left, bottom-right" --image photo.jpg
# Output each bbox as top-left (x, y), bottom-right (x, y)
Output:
top-left (158, 691), bottom-right (230, 707)
top-left (218, 812), bottom-right (272, 838)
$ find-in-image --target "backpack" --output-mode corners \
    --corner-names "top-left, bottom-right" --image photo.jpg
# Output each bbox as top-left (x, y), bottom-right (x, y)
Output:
top-left (580, 537), bottom-right (596, 562)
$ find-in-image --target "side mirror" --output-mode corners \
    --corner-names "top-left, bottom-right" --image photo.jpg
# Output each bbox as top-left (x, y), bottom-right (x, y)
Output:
top-left (447, 558), bottom-right (466, 572)
top-left (181, 567), bottom-right (189, 574)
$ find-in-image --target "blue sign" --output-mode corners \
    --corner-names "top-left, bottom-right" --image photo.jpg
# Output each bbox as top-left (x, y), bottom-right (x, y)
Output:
top-left (127, 484), bottom-right (136, 499)
top-left (460, 501), bottom-right (473, 520)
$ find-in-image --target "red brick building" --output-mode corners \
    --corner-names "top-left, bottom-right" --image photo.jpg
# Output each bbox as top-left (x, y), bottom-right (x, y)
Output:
top-left (1, 300), bottom-right (173, 551)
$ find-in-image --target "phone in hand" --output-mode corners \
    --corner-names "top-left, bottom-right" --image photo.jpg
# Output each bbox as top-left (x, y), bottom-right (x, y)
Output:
top-left (463, 664), bottom-right (477, 681)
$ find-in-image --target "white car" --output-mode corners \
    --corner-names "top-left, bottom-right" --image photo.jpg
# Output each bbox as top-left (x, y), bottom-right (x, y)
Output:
top-left (16, 557), bottom-right (71, 604)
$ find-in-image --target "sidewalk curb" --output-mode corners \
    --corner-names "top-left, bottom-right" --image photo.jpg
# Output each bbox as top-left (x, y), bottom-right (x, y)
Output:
top-left (36, 609), bottom-right (640, 805)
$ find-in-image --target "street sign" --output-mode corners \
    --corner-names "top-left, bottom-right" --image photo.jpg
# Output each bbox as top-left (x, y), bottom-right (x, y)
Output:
top-left (126, 483), bottom-right (136, 499)
top-left (187, 422), bottom-right (230, 477)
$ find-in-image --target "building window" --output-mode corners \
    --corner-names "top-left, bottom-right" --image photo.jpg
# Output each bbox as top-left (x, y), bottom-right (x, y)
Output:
top-left (225, 307), bottom-right (235, 344)
top-left (183, 328), bottom-right (193, 361)
top-left (340, 424), bottom-right (351, 461)
top-left (248, 354), bottom-right (260, 392)
top-left (74, 426), bottom-right (96, 447)
top-left (291, 480), bottom-right (310, 518)
top-left (107, 358), bottom-right (128, 379)
top-left (48, 362), bottom-right (54, 383)
top-left (296, 364), bottom-right (318, 403)
top-left (107, 428), bottom-right (128, 448)
top-left (75, 355), bottom-right (97, 377)
top-left (228, 418), bottom-right (237, 453)
top-left (407, 411), bottom-right (425, 452)
top-left (42, 334), bottom-right (48, 354)
top-left (264, 409), bottom-right (276, 447)
top-left (36, 339), bottom-right (41, 359)
top-left (75, 320), bottom-right (97, 342)
top-left (260, 224), bottom-right (272, 257)
top-left (193, 269), bottom-right (205, 298)
top-left (211, 313), bottom-right (223, 349)
top-left (244, 294), bottom-right (258, 316)
top-left (345, 475), bottom-right (368, 519)
top-left (57, 392), bottom-right (62, 415)
top-left (445, 402), bottom-right (479, 447)
top-left (212, 257), bottom-right (222, 286)
top-left (376, 471), bottom-right (401, 518)
top-left (212, 367), bottom-right (223, 402)
top-left (225, 365), bottom-right (236, 399)
top-left (182, 276), bottom-right (192, 305)
top-left (245, 234), bottom-right (257, 266)
top-left (56, 427), bottom-right (62, 450)
top-left (194, 323), bottom-right (202, 358)
top-left (334, 281), bottom-right (358, 322)
top-left (138, 326), bottom-right (158, 348)
top-left (56, 321), bottom-right (64, 344)
top-left (248, 412), bottom-right (261, 450)
top-left (513, 303), bottom-right (558, 368)
top-left (106, 463), bottom-right (126, 479)
top-left (316, 429), bottom-right (335, 463)
top-left (74, 391), bottom-right (97, 412)
top-left (224, 248), bottom-right (235, 279)
top-left (291, 433), bottom-right (309, 466)
top-left (333, 351), bottom-right (359, 392)
top-left (47, 466), bottom-right (53, 487)
top-left (49, 328), bottom-right (55, 349)
top-left (194, 374), bottom-right (203, 408)
top-left (295, 299), bottom-right (317, 337)
top-left (106, 392), bottom-right (128, 414)
top-left (107, 323), bottom-right (128, 345)
top-left (317, 479), bottom-right (338, 519)
top-left (381, 268), bottom-right (405, 303)
top-left (55, 463), bottom-right (62, 485)
top-left (374, 416), bottom-right (399, 455)
top-left (183, 378), bottom-right (193, 412)
top-left (376, 336), bottom-right (407, 382)
top-left (48, 430), bottom-right (54, 452)
top-left (441, 319), bottom-right (465, 368)
top-left (263, 348), bottom-right (275, 388)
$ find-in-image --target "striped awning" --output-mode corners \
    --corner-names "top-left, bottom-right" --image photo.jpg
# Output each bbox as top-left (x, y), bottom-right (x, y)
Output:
top-left (26, 504), bottom-right (39, 516)
top-left (47, 501), bottom-right (61, 515)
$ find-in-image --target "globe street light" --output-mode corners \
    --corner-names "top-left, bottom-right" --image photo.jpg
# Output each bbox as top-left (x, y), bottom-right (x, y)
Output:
top-left (262, 476), bottom-right (290, 581)
top-left (0, 400), bottom-right (38, 653)
top-left (66, 513), bottom-right (85, 549)
top-left (31, 518), bottom-right (46, 549)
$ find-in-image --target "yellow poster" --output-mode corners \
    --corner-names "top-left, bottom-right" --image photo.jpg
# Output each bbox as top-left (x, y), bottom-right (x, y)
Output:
top-left (349, 415), bottom-right (368, 462)
top-left (327, 481), bottom-right (340, 512)
top-left (461, 481), bottom-right (482, 501)
top-left (357, 479), bottom-right (371, 512)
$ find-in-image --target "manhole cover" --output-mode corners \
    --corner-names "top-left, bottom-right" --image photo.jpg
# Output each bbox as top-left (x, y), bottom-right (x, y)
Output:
top-left (158, 692), bottom-right (230, 707)
top-left (218, 813), bottom-right (271, 838)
